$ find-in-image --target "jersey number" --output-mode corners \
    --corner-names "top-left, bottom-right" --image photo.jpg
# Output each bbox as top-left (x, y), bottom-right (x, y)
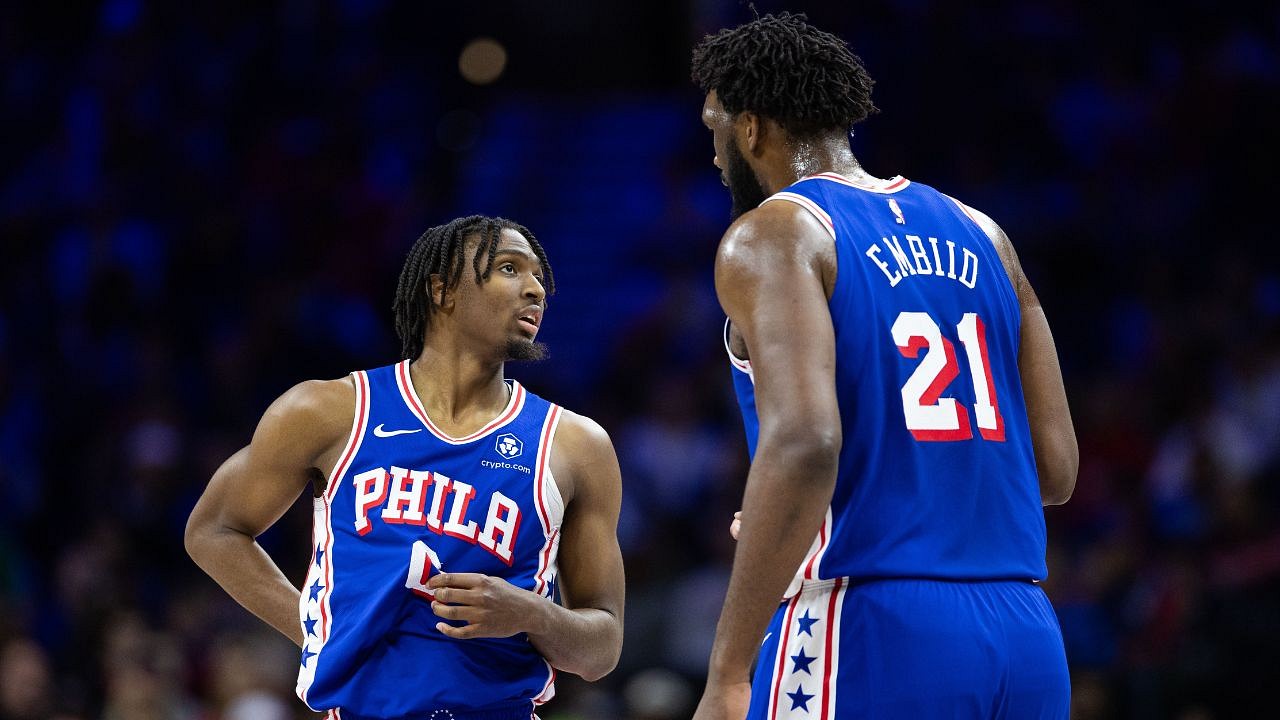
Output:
top-left (891, 311), bottom-right (1005, 442)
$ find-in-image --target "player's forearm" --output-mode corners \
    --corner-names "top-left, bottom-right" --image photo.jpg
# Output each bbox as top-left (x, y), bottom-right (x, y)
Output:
top-left (707, 436), bottom-right (838, 683)
top-left (526, 603), bottom-right (622, 681)
top-left (185, 524), bottom-right (305, 646)
top-left (1018, 307), bottom-right (1078, 505)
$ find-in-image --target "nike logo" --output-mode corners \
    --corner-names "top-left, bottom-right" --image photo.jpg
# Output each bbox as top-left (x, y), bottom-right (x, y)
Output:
top-left (373, 424), bottom-right (422, 438)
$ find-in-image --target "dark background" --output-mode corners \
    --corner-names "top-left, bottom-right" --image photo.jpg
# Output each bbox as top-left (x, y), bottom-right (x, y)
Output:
top-left (2, 1), bottom-right (1279, 718)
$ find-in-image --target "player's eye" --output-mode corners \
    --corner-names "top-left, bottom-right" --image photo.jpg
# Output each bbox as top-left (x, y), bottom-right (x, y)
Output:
top-left (500, 263), bottom-right (516, 274)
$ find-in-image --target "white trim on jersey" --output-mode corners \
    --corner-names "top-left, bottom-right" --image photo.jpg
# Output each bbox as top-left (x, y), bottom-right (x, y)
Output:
top-left (298, 371), bottom-right (370, 709)
top-left (800, 172), bottom-right (911, 195)
top-left (528, 405), bottom-right (564, 710)
top-left (824, 580), bottom-right (848, 719)
top-left (324, 371), bottom-right (370, 502)
top-left (296, 498), bottom-right (328, 711)
top-left (395, 359), bottom-right (527, 444)
top-left (942, 192), bottom-right (982, 224)
top-left (761, 192), bottom-right (836, 241)
top-left (533, 660), bottom-right (557, 706)
top-left (801, 507), bottom-right (833, 581)
top-left (765, 593), bottom-right (802, 719)
top-left (722, 318), bottom-right (753, 376)
top-left (778, 507), bottom-right (830, 601)
top-left (532, 405), bottom-right (564, 598)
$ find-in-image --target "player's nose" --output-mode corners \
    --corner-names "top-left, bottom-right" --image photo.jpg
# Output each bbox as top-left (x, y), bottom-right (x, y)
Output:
top-left (523, 275), bottom-right (545, 303)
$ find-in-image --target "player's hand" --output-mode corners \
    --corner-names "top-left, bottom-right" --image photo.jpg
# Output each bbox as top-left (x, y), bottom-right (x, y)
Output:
top-left (730, 511), bottom-right (742, 540)
top-left (427, 572), bottom-right (543, 639)
top-left (692, 680), bottom-right (751, 720)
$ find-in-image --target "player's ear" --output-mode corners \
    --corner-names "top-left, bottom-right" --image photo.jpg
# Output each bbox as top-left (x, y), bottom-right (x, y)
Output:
top-left (428, 275), bottom-right (454, 312)
top-left (738, 111), bottom-right (762, 154)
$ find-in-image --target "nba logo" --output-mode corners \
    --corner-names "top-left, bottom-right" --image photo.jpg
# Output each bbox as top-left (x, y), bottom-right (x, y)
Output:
top-left (888, 199), bottom-right (906, 224)
top-left (495, 433), bottom-right (523, 459)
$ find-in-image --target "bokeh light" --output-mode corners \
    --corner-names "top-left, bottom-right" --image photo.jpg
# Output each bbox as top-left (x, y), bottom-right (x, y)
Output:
top-left (458, 37), bottom-right (507, 86)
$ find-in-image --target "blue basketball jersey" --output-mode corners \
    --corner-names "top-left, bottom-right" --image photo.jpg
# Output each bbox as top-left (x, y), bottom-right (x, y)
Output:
top-left (727, 173), bottom-right (1046, 587)
top-left (296, 360), bottom-right (562, 718)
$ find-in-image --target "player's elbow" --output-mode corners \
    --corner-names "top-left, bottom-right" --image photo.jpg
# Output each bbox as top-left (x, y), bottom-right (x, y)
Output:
top-left (1041, 470), bottom-right (1077, 506)
top-left (184, 511), bottom-right (210, 565)
top-left (575, 622), bottom-right (622, 682)
top-left (1039, 439), bottom-right (1078, 506)
top-left (577, 657), bottom-right (617, 683)
top-left (184, 506), bottom-right (231, 568)
top-left (767, 428), bottom-right (841, 482)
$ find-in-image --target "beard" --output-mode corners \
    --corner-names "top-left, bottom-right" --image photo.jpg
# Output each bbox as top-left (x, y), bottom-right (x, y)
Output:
top-left (725, 136), bottom-right (769, 220)
top-left (505, 338), bottom-right (548, 362)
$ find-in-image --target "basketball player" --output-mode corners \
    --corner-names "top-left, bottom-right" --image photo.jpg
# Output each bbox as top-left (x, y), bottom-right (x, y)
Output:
top-left (689, 14), bottom-right (1077, 719)
top-left (185, 216), bottom-right (624, 719)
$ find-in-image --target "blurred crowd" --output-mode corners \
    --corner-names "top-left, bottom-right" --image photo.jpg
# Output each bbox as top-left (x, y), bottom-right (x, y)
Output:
top-left (2, 1), bottom-right (1278, 719)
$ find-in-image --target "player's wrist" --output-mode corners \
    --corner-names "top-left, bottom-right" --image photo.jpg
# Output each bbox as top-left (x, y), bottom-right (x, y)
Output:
top-left (705, 652), bottom-right (753, 686)
top-left (520, 587), bottom-right (555, 637)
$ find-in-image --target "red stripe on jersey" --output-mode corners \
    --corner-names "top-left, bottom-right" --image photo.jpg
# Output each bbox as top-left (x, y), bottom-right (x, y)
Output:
top-left (397, 360), bottom-right (526, 443)
top-left (532, 406), bottom-right (562, 595)
top-left (807, 172), bottom-right (911, 194)
top-left (533, 663), bottom-right (557, 705)
top-left (803, 515), bottom-right (829, 579)
top-left (320, 371), bottom-right (369, 643)
top-left (819, 579), bottom-right (844, 720)
top-left (768, 595), bottom-right (802, 720)
top-left (766, 192), bottom-right (834, 239)
top-left (327, 371), bottom-right (369, 502)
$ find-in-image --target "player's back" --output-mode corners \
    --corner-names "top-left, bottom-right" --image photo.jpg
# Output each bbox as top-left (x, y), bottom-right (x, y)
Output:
top-left (729, 173), bottom-right (1045, 584)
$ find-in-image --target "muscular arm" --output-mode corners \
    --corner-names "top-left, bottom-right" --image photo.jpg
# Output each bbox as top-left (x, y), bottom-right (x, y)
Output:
top-left (184, 379), bottom-right (353, 646)
top-left (967, 206), bottom-right (1078, 505)
top-left (428, 411), bottom-right (625, 681)
top-left (704, 201), bottom-right (842, 690)
top-left (529, 412), bottom-right (625, 680)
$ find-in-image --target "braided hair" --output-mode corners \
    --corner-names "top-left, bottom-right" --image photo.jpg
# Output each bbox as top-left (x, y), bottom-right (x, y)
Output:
top-left (691, 12), bottom-right (879, 139)
top-left (392, 215), bottom-right (555, 360)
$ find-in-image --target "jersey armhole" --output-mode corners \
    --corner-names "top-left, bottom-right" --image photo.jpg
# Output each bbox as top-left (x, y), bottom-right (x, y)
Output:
top-left (761, 191), bottom-right (837, 240)
top-left (942, 193), bottom-right (980, 225)
top-left (942, 193), bottom-right (1024, 347)
top-left (535, 406), bottom-right (565, 528)
top-left (723, 318), bottom-right (752, 374)
top-left (323, 371), bottom-right (369, 502)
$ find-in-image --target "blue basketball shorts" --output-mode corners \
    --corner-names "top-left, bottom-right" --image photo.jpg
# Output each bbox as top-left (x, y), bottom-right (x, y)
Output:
top-left (746, 577), bottom-right (1069, 719)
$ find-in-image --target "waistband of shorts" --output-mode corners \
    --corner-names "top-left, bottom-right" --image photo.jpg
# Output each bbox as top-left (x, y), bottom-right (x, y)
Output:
top-left (332, 702), bottom-right (534, 720)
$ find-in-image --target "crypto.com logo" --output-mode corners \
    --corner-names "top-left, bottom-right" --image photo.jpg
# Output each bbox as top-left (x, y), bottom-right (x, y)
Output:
top-left (495, 432), bottom-right (523, 460)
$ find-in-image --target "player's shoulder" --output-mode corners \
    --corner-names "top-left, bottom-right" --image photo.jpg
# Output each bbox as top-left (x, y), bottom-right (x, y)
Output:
top-left (263, 376), bottom-right (356, 439)
top-left (551, 407), bottom-right (614, 456)
top-left (717, 198), bottom-right (832, 270)
top-left (546, 408), bottom-right (620, 505)
top-left (944, 194), bottom-right (1007, 244)
top-left (941, 193), bottom-right (1023, 283)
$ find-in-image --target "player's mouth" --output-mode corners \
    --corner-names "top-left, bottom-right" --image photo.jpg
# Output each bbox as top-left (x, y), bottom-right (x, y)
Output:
top-left (516, 307), bottom-right (542, 335)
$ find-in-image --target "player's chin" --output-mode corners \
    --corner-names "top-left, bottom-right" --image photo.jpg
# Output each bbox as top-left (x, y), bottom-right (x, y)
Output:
top-left (505, 337), bottom-right (548, 362)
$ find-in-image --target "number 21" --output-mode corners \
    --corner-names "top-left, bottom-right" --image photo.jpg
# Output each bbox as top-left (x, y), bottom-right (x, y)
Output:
top-left (891, 311), bottom-right (1005, 442)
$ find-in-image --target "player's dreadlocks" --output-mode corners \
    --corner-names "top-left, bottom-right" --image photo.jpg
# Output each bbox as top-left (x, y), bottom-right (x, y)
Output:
top-left (393, 215), bottom-right (555, 360)
top-left (691, 12), bottom-right (879, 138)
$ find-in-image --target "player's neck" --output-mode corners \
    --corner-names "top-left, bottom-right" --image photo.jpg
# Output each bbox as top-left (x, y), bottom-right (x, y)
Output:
top-left (409, 343), bottom-right (509, 428)
top-left (764, 136), bottom-right (863, 194)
